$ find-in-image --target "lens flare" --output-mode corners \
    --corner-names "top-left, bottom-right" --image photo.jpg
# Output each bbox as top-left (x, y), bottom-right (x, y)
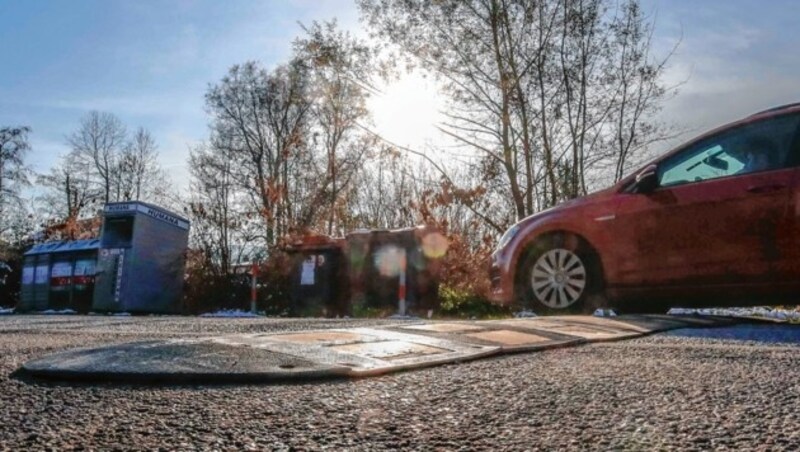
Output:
top-left (421, 232), bottom-right (448, 259)
top-left (373, 245), bottom-right (406, 277)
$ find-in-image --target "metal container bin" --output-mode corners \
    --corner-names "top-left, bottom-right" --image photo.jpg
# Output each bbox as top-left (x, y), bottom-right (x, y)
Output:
top-left (92, 202), bottom-right (190, 314)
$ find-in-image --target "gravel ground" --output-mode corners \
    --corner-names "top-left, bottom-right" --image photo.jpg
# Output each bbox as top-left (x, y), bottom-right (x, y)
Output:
top-left (1, 315), bottom-right (799, 451)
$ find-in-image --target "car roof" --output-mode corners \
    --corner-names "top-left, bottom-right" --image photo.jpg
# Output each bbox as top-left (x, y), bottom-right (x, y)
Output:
top-left (689, 102), bottom-right (800, 147)
top-left (748, 102), bottom-right (800, 118)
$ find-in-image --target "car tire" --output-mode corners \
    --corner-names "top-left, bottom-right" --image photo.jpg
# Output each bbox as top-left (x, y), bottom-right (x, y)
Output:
top-left (515, 233), bottom-right (603, 314)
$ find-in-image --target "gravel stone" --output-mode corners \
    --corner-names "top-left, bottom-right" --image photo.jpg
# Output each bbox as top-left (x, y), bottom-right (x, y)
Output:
top-left (0, 315), bottom-right (799, 450)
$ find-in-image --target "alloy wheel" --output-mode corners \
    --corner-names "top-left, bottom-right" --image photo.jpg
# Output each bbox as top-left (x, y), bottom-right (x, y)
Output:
top-left (530, 248), bottom-right (587, 309)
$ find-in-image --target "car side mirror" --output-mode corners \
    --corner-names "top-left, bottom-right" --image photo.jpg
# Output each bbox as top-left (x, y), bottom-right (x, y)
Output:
top-left (633, 164), bottom-right (659, 194)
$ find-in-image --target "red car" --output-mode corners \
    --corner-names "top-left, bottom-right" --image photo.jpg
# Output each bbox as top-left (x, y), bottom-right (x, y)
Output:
top-left (490, 103), bottom-right (800, 312)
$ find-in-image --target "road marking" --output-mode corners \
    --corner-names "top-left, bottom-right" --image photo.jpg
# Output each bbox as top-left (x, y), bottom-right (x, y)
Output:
top-left (267, 331), bottom-right (369, 344)
top-left (402, 323), bottom-right (485, 333)
top-left (466, 330), bottom-right (550, 345)
top-left (331, 341), bottom-right (448, 360)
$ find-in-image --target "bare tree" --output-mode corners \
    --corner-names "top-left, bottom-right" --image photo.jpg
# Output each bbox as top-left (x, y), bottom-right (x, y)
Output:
top-left (0, 126), bottom-right (31, 235)
top-left (359, 0), bottom-right (674, 222)
top-left (118, 127), bottom-right (170, 202)
top-left (605, 0), bottom-right (672, 183)
top-left (205, 60), bottom-right (313, 246)
top-left (188, 144), bottom-right (241, 276)
top-left (359, 0), bottom-right (545, 222)
top-left (37, 153), bottom-right (101, 239)
top-left (67, 111), bottom-right (127, 204)
top-left (294, 21), bottom-right (378, 235)
top-left (350, 147), bottom-right (416, 229)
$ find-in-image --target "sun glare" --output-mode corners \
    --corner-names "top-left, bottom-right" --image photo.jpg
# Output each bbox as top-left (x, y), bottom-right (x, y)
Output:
top-left (368, 71), bottom-right (444, 151)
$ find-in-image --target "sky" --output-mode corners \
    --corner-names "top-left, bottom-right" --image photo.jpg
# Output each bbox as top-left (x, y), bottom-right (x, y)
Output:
top-left (1, 0), bottom-right (799, 194)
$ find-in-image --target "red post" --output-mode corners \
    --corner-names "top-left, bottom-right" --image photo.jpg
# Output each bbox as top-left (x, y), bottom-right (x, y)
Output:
top-left (398, 249), bottom-right (407, 316)
top-left (250, 262), bottom-right (258, 314)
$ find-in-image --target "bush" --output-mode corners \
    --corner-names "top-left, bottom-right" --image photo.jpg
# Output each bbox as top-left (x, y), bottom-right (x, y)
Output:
top-left (257, 251), bottom-right (293, 316)
top-left (182, 250), bottom-right (293, 315)
top-left (0, 243), bottom-right (24, 308)
top-left (183, 272), bottom-right (248, 315)
top-left (420, 226), bottom-right (507, 318)
top-left (438, 284), bottom-right (511, 319)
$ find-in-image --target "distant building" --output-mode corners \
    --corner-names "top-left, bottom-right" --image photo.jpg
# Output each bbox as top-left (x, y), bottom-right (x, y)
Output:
top-left (18, 201), bottom-right (190, 313)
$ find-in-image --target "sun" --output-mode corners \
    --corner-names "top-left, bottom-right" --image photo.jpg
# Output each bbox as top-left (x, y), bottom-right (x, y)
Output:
top-left (368, 70), bottom-right (445, 151)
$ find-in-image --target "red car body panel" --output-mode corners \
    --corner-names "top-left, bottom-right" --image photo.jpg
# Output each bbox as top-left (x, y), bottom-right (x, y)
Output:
top-left (490, 105), bottom-right (800, 307)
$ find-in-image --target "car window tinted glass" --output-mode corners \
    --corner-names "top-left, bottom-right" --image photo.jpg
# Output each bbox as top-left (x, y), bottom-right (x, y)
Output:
top-left (658, 113), bottom-right (800, 187)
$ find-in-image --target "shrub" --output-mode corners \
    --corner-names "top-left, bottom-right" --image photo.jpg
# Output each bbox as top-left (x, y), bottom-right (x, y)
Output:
top-left (438, 284), bottom-right (510, 319)
top-left (0, 243), bottom-right (24, 308)
top-left (257, 251), bottom-right (293, 316)
top-left (182, 249), bottom-right (293, 315)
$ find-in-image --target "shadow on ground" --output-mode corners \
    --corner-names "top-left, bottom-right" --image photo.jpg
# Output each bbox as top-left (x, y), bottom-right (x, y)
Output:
top-left (665, 323), bottom-right (800, 344)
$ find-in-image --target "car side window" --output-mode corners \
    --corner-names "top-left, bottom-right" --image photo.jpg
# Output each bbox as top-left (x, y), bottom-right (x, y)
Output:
top-left (658, 113), bottom-right (800, 188)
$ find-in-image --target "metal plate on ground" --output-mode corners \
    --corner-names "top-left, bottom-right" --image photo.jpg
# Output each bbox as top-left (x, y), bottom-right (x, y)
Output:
top-left (544, 325), bottom-right (635, 340)
top-left (490, 319), bottom-right (568, 329)
top-left (492, 317), bottom-right (643, 341)
top-left (553, 316), bottom-right (651, 333)
top-left (338, 328), bottom-right (499, 375)
top-left (389, 320), bottom-right (583, 352)
top-left (20, 315), bottom-right (738, 384)
top-left (21, 340), bottom-right (351, 383)
top-left (196, 328), bottom-right (499, 375)
top-left (264, 331), bottom-right (372, 345)
top-left (465, 330), bottom-right (551, 346)
top-left (331, 341), bottom-right (448, 360)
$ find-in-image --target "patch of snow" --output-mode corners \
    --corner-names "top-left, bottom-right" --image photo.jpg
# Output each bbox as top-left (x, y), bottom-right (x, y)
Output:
top-left (0, 307), bottom-right (14, 315)
top-left (667, 308), bottom-right (695, 315)
top-left (38, 309), bottom-right (77, 315)
top-left (593, 308), bottom-right (617, 317)
top-left (513, 310), bottom-right (538, 318)
top-left (200, 309), bottom-right (261, 318)
top-left (387, 314), bottom-right (420, 320)
top-left (113, 312), bottom-right (132, 316)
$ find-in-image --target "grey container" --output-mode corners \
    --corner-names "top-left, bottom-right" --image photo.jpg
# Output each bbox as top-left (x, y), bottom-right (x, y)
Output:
top-left (18, 252), bottom-right (51, 311)
top-left (18, 239), bottom-right (100, 312)
top-left (92, 202), bottom-right (190, 314)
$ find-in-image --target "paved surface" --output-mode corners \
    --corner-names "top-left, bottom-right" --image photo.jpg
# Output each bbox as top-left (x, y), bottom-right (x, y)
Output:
top-left (1, 315), bottom-right (800, 450)
top-left (20, 315), bottom-right (731, 383)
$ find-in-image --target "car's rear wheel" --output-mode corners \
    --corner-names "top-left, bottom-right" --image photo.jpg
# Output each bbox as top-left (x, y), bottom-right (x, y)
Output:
top-left (516, 234), bottom-right (603, 314)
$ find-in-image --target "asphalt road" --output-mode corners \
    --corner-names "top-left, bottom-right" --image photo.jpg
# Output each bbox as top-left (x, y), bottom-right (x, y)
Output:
top-left (1, 315), bottom-right (799, 450)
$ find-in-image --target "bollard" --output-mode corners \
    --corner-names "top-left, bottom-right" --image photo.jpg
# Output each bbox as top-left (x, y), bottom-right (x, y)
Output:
top-left (398, 249), bottom-right (407, 316)
top-left (250, 262), bottom-right (258, 314)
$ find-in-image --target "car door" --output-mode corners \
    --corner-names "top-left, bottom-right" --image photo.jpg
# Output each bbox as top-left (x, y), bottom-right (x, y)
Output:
top-left (612, 112), bottom-right (800, 291)
top-left (773, 131), bottom-right (800, 296)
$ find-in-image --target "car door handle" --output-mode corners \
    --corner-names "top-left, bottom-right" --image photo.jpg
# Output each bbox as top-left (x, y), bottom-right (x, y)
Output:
top-left (746, 184), bottom-right (786, 194)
